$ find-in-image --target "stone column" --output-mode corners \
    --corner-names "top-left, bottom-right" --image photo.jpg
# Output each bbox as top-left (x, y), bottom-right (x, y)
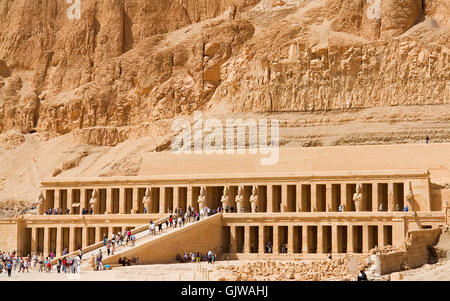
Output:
top-left (230, 226), bottom-right (237, 253)
top-left (378, 225), bottom-right (384, 247)
top-left (331, 225), bottom-right (338, 254)
top-left (67, 189), bottom-right (73, 214)
top-left (244, 226), bottom-right (251, 253)
top-left (287, 225), bottom-right (294, 254)
top-left (296, 184), bottom-right (303, 212)
top-left (173, 187), bottom-right (179, 212)
top-left (187, 186), bottom-right (193, 208)
top-left (69, 227), bottom-right (75, 253)
top-left (347, 224), bottom-right (354, 253)
top-left (273, 226), bottom-right (279, 254)
top-left (160, 187), bottom-right (166, 214)
top-left (43, 227), bottom-right (50, 257)
top-left (55, 189), bottom-right (61, 209)
top-left (362, 224), bottom-right (369, 253)
top-left (95, 227), bottom-right (102, 243)
top-left (82, 227), bottom-right (88, 249)
top-left (341, 184), bottom-right (348, 211)
top-left (258, 226), bottom-right (265, 253)
top-left (311, 184), bottom-right (317, 212)
top-left (132, 188), bottom-right (138, 214)
top-left (326, 184), bottom-right (332, 212)
top-left (372, 183), bottom-right (378, 212)
top-left (106, 188), bottom-right (113, 214)
top-left (31, 227), bottom-right (38, 255)
top-left (266, 185), bottom-right (273, 213)
top-left (317, 225), bottom-right (323, 253)
top-left (388, 182), bottom-right (394, 212)
top-left (56, 227), bottom-right (63, 257)
top-left (119, 188), bottom-right (126, 214)
top-left (80, 188), bottom-right (86, 215)
top-left (108, 226), bottom-right (114, 238)
top-left (302, 226), bottom-right (308, 254)
top-left (281, 185), bottom-right (288, 212)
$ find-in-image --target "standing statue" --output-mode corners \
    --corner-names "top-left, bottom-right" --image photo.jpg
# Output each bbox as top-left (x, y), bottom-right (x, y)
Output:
top-left (353, 184), bottom-right (363, 212)
top-left (235, 186), bottom-right (244, 213)
top-left (221, 186), bottom-right (229, 209)
top-left (405, 181), bottom-right (414, 210)
top-left (249, 186), bottom-right (259, 213)
top-left (197, 186), bottom-right (207, 212)
top-left (143, 187), bottom-right (152, 213)
top-left (35, 191), bottom-right (45, 214)
top-left (89, 189), bottom-right (98, 213)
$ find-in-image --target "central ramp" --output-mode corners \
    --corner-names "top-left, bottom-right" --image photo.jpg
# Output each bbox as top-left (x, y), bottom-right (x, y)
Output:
top-left (102, 214), bottom-right (223, 265)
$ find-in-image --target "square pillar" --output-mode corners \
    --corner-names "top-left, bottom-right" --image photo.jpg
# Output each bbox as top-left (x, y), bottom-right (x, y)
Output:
top-left (56, 227), bottom-right (63, 257)
top-left (173, 187), bottom-right (179, 212)
top-left (82, 227), bottom-right (88, 249)
top-left (331, 225), bottom-right (338, 254)
top-left (273, 226), bottom-right (279, 254)
top-left (69, 227), bottom-right (75, 253)
top-left (230, 226), bottom-right (237, 253)
top-left (317, 225), bottom-right (323, 253)
top-left (362, 224), bottom-right (369, 253)
top-left (311, 184), bottom-right (317, 212)
top-left (244, 226), bottom-right (251, 253)
top-left (341, 184), bottom-right (348, 211)
top-left (187, 186), bottom-right (193, 208)
top-left (302, 226), bottom-right (308, 254)
top-left (388, 182), bottom-right (394, 212)
top-left (43, 227), bottom-right (50, 257)
top-left (108, 226), bottom-right (114, 238)
top-left (119, 188), bottom-right (126, 214)
top-left (378, 225), bottom-right (384, 247)
top-left (258, 226), bottom-right (265, 253)
top-left (67, 189), bottom-right (73, 214)
top-left (347, 224), bottom-right (354, 253)
top-left (372, 183), bottom-right (378, 212)
top-left (132, 188), bottom-right (139, 214)
top-left (326, 184), bottom-right (332, 212)
top-left (160, 187), bottom-right (166, 214)
top-left (288, 225), bottom-right (294, 254)
top-left (281, 185), bottom-right (288, 212)
top-left (266, 185), bottom-right (273, 213)
top-left (55, 190), bottom-right (61, 209)
top-left (296, 184), bottom-right (303, 212)
top-left (80, 188), bottom-right (86, 215)
top-left (95, 227), bottom-right (102, 243)
top-left (31, 227), bottom-right (38, 255)
top-left (106, 188), bottom-right (113, 214)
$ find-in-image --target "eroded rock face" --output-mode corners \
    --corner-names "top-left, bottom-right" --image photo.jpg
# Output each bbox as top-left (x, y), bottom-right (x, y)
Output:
top-left (0, 0), bottom-right (448, 137)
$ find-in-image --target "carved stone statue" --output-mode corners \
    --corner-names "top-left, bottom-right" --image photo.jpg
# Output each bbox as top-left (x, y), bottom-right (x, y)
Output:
top-left (405, 181), bottom-right (414, 210)
top-left (197, 186), bottom-right (207, 211)
top-left (89, 189), bottom-right (98, 213)
top-left (221, 186), bottom-right (229, 209)
top-left (35, 191), bottom-right (45, 214)
top-left (353, 184), bottom-right (363, 212)
top-left (143, 187), bottom-right (152, 213)
top-left (249, 186), bottom-right (259, 213)
top-left (235, 186), bottom-right (244, 213)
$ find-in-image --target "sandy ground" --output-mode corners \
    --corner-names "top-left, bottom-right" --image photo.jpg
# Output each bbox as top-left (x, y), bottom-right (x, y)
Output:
top-left (2, 259), bottom-right (450, 281)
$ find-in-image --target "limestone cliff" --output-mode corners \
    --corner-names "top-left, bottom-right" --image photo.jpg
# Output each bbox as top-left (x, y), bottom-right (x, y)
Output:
top-left (0, 0), bottom-right (448, 136)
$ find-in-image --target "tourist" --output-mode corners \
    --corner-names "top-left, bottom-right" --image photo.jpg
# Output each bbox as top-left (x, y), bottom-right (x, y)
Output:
top-left (207, 250), bottom-right (213, 264)
top-left (165, 218), bottom-right (169, 228)
top-left (230, 205), bottom-right (234, 213)
top-left (38, 256), bottom-right (44, 272)
top-left (78, 248), bottom-right (83, 260)
top-left (426, 135), bottom-right (429, 144)
top-left (158, 223), bottom-right (163, 233)
top-left (178, 215), bottom-right (183, 227)
top-left (131, 234), bottom-right (136, 247)
top-left (6, 260), bottom-right (12, 277)
top-left (103, 235), bottom-right (107, 246)
top-left (106, 240), bottom-right (111, 256)
top-left (379, 203), bottom-right (384, 211)
top-left (56, 259), bottom-right (62, 273)
top-left (404, 205), bottom-right (409, 212)
top-left (338, 204), bottom-right (343, 212)
top-left (357, 269), bottom-right (367, 281)
top-left (144, 207), bottom-right (147, 214)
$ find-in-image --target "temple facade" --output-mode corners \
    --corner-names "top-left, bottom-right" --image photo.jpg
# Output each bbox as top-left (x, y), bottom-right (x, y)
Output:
top-left (1, 145), bottom-right (448, 261)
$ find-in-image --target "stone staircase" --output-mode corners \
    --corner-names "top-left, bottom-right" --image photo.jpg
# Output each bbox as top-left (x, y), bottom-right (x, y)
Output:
top-left (81, 214), bottom-right (221, 269)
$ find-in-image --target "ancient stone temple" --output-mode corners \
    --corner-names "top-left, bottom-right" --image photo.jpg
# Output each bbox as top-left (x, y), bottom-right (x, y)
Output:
top-left (0, 145), bottom-right (448, 263)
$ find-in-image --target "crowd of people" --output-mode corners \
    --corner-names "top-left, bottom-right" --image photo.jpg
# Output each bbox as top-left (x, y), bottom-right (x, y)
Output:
top-left (0, 250), bottom-right (81, 277)
top-left (177, 250), bottom-right (217, 264)
top-left (44, 208), bottom-right (71, 215)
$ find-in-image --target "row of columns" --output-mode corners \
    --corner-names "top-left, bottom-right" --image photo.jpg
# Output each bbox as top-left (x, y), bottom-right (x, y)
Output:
top-left (29, 225), bottom-right (135, 257)
top-left (228, 224), bottom-right (394, 254)
top-left (42, 181), bottom-right (407, 215)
